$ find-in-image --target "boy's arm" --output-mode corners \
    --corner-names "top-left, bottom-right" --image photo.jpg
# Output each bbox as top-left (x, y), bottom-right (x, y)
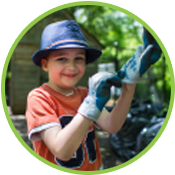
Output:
top-left (96, 83), bottom-right (136, 134)
top-left (41, 113), bottom-right (93, 161)
top-left (40, 72), bottom-right (124, 161)
top-left (97, 29), bottom-right (162, 133)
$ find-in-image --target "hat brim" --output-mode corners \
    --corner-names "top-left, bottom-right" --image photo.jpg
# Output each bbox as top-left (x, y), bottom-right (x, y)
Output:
top-left (32, 47), bottom-right (102, 67)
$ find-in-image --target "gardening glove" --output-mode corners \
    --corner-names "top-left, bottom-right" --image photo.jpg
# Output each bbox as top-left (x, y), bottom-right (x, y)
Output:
top-left (143, 27), bottom-right (162, 64)
top-left (120, 45), bottom-right (154, 84)
top-left (78, 71), bottom-right (125, 121)
top-left (121, 29), bottom-right (162, 84)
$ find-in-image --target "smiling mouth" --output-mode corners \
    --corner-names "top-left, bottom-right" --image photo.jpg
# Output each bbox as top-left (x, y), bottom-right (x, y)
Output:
top-left (63, 74), bottom-right (77, 79)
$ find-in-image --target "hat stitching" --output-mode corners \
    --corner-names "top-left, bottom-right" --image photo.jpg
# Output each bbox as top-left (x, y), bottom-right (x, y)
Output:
top-left (58, 44), bottom-right (86, 48)
top-left (46, 39), bottom-right (88, 49)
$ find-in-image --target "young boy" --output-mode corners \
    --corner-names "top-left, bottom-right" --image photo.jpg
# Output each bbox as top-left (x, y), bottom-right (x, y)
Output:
top-left (25, 20), bottom-right (161, 171)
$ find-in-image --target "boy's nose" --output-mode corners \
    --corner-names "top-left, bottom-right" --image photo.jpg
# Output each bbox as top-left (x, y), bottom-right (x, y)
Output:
top-left (67, 62), bottom-right (76, 71)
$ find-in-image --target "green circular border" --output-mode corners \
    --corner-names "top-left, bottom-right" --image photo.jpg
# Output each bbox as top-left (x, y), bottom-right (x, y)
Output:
top-left (10, 2), bottom-right (174, 173)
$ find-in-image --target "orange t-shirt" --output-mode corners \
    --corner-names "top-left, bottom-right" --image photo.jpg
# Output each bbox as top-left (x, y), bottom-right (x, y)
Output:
top-left (25, 84), bottom-right (103, 171)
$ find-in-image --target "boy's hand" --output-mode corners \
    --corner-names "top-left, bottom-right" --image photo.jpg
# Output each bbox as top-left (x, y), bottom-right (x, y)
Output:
top-left (78, 71), bottom-right (125, 121)
top-left (120, 28), bottom-right (162, 84)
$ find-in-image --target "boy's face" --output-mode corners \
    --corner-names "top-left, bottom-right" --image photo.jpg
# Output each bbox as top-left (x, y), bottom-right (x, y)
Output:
top-left (41, 48), bottom-right (86, 94)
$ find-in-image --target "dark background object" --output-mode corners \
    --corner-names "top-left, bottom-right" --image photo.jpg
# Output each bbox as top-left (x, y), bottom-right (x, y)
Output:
top-left (109, 98), bottom-right (167, 162)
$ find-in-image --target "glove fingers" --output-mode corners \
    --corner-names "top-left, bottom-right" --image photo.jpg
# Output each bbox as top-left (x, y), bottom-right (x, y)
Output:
top-left (151, 51), bottom-right (162, 64)
top-left (150, 43), bottom-right (162, 64)
top-left (143, 28), bottom-right (162, 62)
top-left (143, 28), bottom-right (155, 48)
top-left (139, 44), bottom-right (154, 76)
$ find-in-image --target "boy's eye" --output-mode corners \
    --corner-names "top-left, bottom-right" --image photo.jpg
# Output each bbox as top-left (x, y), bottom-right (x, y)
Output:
top-left (75, 57), bottom-right (85, 61)
top-left (56, 57), bottom-right (67, 61)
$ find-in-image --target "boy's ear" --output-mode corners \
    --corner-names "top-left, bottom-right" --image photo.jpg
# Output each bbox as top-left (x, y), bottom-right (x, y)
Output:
top-left (41, 58), bottom-right (48, 72)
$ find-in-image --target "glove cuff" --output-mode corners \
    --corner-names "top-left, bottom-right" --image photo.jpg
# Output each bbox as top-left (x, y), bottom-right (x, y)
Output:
top-left (78, 96), bottom-right (101, 121)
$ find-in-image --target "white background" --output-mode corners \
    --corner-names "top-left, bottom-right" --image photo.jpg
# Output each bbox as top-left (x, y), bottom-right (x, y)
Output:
top-left (0, 0), bottom-right (174, 174)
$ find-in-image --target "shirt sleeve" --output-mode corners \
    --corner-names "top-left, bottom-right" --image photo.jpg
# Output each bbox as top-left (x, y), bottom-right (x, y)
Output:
top-left (25, 90), bottom-right (60, 141)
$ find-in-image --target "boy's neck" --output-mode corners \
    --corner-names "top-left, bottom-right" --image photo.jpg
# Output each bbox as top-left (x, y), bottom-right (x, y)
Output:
top-left (45, 83), bottom-right (74, 96)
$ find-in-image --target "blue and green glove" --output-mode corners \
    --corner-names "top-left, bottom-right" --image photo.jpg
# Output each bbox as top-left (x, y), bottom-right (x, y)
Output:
top-left (78, 71), bottom-right (125, 121)
top-left (121, 28), bottom-right (162, 84)
top-left (143, 28), bottom-right (162, 65)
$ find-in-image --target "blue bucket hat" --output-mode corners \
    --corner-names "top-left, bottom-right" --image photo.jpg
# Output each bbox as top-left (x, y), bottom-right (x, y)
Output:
top-left (32, 20), bottom-right (102, 66)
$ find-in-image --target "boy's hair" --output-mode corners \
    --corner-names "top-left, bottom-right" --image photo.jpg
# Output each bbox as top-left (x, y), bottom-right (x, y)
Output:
top-left (32, 20), bottom-right (102, 67)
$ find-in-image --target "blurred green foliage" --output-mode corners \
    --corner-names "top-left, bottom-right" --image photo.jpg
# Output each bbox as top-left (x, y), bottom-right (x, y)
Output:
top-left (67, 5), bottom-right (142, 61)
top-left (66, 5), bottom-right (171, 104)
